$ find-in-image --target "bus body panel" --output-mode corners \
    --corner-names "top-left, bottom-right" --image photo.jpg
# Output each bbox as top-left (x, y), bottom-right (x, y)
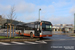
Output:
top-left (42, 31), bottom-right (52, 35)
top-left (24, 30), bottom-right (35, 34)
top-left (40, 34), bottom-right (52, 37)
top-left (15, 30), bottom-right (22, 33)
top-left (15, 30), bottom-right (52, 37)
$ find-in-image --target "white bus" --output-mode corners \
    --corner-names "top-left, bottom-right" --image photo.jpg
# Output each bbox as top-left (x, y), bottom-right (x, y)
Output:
top-left (15, 20), bottom-right (53, 38)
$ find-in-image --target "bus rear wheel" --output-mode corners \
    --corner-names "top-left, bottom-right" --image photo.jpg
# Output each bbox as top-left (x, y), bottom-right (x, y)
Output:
top-left (30, 33), bottom-right (33, 38)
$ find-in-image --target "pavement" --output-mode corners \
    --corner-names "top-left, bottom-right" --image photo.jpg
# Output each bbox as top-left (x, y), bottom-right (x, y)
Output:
top-left (0, 31), bottom-right (75, 42)
top-left (0, 36), bottom-right (75, 46)
top-left (0, 35), bottom-right (75, 44)
top-left (0, 41), bottom-right (47, 46)
top-left (0, 35), bottom-right (75, 50)
top-left (0, 40), bottom-right (75, 50)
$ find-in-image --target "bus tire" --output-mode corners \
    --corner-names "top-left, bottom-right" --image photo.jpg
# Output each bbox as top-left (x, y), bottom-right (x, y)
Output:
top-left (40, 37), bottom-right (43, 40)
top-left (40, 37), bottom-right (43, 38)
top-left (30, 32), bottom-right (33, 38)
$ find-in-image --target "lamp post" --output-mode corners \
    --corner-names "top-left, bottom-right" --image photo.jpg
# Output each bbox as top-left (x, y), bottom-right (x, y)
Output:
top-left (74, 13), bottom-right (75, 33)
top-left (37, 9), bottom-right (41, 29)
top-left (39, 8), bottom-right (41, 22)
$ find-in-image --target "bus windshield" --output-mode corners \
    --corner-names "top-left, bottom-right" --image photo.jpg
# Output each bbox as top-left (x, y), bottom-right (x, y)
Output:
top-left (42, 24), bottom-right (52, 31)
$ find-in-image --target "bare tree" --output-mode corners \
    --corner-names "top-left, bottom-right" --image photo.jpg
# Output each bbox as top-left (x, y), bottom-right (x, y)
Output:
top-left (7, 6), bottom-right (17, 38)
top-left (7, 6), bottom-right (17, 24)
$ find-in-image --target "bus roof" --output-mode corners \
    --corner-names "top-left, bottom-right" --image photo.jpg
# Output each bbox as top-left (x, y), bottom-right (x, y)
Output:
top-left (24, 20), bottom-right (51, 24)
top-left (22, 20), bottom-right (52, 26)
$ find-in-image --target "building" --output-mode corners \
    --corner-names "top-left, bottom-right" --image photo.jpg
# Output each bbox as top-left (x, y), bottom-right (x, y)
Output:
top-left (52, 24), bottom-right (73, 33)
top-left (1, 19), bottom-right (25, 29)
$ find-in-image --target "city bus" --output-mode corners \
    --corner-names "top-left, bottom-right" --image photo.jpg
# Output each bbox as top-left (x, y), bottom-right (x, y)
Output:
top-left (15, 20), bottom-right (53, 38)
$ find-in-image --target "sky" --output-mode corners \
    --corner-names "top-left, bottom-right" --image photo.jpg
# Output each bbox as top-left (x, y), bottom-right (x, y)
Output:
top-left (0, 0), bottom-right (75, 25)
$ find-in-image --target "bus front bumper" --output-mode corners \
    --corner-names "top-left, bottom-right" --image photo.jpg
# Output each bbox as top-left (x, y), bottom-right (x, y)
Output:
top-left (40, 35), bottom-right (52, 37)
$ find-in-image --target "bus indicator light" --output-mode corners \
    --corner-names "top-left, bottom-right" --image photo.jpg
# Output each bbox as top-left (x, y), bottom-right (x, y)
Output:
top-left (40, 22), bottom-right (42, 26)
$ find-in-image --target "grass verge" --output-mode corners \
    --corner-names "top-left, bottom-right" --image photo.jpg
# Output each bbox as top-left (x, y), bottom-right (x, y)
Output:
top-left (72, 34), bottom-right (75, 36)
top-left (0, 36), bottom-right (23, 39)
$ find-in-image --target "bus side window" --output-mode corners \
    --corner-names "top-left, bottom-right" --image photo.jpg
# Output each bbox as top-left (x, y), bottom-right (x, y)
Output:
top-left (35, 25), bottom-right (37, 28)
top-left (38, 25), bottom-right (40, 28)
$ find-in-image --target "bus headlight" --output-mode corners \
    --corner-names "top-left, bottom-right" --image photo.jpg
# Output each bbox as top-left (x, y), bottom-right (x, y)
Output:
top-left (40, 33), bottom-right (42, 35)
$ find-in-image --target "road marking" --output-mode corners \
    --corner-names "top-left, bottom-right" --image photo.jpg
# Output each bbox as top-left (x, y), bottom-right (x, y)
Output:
top-left (59, 39), bottom-right (66, 40)
top-left (24, 41), bottom-right (38, 44)
top-left (42, 38), bottom-right (75, 41)
top-left (72, 38), bottom-right (75, 40)
top-left (11, 42), bottom-right (24, 45)
top-left (0, 42), bottom-right (11, 45)
top-left (35, 41), bottom-right (47, 44)
top-left (43, 39), bottom-right (71, 41)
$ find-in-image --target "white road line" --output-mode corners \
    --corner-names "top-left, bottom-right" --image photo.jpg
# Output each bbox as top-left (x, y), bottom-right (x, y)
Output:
top-left (35, 41), bottom-right (47, 44)
top-left (59, 39), bottom-right (66, 40)
top-left (0, 42), bottom-right (11, 45)
top-left (24, 41), bottom-right (38, 44)
top-left (72, 38), bottom-right (75, 40)
top-left (11, 42), bottom-right (24, 45)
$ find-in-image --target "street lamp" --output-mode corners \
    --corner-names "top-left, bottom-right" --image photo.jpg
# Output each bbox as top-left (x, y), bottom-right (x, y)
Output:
top-left (39, 8), bottom-right (41, 22)
top-left (37, 8), bottom-right (41, 29)
top-left (74, 13), bottom-right (75, 33)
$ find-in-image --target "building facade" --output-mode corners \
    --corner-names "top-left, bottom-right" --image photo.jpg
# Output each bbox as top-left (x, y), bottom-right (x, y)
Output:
top-left (52, 24), bottom-right (73, 33)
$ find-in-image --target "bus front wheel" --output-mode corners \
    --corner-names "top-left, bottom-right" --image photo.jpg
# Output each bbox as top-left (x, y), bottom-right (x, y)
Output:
top-left (30, 33), bottom-right (33, 38)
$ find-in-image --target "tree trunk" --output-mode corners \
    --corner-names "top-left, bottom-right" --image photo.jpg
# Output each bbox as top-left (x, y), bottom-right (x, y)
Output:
top-left (7, 25), bottom-right (8, 37)
top-left (13, 26), bottom-right (14, 37)
top-left (10, 25), bottom-right (11, 38)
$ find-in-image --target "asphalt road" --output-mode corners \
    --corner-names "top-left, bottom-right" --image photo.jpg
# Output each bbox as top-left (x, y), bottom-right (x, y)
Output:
top-left (0, 40), bottom-right (75, 50)
top-left (0, 35), bottom-right (75, 50)
top-left (40, 34), bottom-right (75, 40)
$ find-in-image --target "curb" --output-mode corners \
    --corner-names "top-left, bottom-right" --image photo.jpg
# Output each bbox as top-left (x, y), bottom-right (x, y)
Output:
top-left (0, 38), bottom-right (40, 42)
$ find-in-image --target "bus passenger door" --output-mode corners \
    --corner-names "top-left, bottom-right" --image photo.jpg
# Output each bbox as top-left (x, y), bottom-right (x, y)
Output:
top-left (35, 25), bottom-right (40, 36)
